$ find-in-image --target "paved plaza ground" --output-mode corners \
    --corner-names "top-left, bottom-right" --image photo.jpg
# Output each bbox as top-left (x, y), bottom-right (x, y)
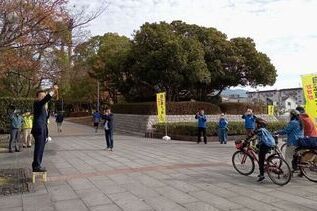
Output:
top-left (0, 120), bottom-right (317, 211)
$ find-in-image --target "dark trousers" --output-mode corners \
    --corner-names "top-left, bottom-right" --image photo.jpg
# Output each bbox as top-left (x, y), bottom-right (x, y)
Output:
top-left (198, 127), bottom-right (207, 143)
top-left (258, 145), bottom-right (270, 176)
top-left (9, 128), bottom-right (21, 151)
top-left (32, 127), bottom-right (47, 169)
top-left (246, 128), bottom-right (254, 137)
top-left (105, 130), bottom-right (113, 149)
top-left (218, 128), bottom-right (228, 144)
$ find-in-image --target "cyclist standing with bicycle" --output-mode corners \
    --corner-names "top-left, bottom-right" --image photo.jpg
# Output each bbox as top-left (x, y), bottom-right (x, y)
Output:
top-left (296, 106), bottom-right (317, 137)
top-left (254, 118), bottom-right (276, 182)
top-left (276, 110), bottom-right (304, 168)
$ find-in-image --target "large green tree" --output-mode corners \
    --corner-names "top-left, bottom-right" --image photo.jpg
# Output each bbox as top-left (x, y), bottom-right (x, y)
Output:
top-left (171, 21), bottom-right (277, 101)
top-left (71, 33), bottom-right (131, 103)
top-left (69, 21), bottom-right (277, 103)
top-left (126, 22), bottom-right (210, 101)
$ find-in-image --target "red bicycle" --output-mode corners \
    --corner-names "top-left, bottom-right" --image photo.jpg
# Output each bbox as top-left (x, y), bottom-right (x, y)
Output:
top-left (232, 137), bottom-right (291, 186)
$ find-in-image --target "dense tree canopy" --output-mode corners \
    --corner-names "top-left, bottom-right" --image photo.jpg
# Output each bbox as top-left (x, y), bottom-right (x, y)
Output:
top-left (1, 13), bottom-right (276, 103)
top-left (72, 21), bottom-right (277, 103)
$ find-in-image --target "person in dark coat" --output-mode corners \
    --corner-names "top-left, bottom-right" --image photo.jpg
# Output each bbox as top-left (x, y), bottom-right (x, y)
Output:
top-left (103, 108), bottom-right (114, 151)
top-left (31, 85), bottom-right (58, 172)
top-left (55, 112), bottom-right (64, 133)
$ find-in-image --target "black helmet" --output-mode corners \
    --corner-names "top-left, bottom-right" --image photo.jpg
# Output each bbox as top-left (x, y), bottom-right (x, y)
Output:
top-left (296, 106), bottom-right (305, 114)
top-left (256, 118), bottom-right (267, 127)
top-left (290, 109), bottom-right (300, 117)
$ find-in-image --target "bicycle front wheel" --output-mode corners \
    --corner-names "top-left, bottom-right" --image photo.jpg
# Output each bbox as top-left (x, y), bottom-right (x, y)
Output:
top-left (299, 150), bottom-right (317, 183)
top-left (280, 143), bottom-right (287, 156)
top-left (267, 156), bottom-right (291, 186)
top-left (232, 150), bottom-right (255, 176)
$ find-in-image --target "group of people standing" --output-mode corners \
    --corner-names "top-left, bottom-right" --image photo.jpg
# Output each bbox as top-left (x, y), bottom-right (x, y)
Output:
top-left (8, 85), bottom-right (65, 173)
top-left (8, 109), bottom-right (64, 153)
top-left (92, 109), bottom-right (114, 151)
top-left (8, 110), bottom-right (33, 152)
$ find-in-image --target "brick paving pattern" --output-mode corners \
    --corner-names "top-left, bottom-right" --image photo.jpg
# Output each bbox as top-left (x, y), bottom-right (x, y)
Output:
top-left (0, 120), bottom-right (316, 210)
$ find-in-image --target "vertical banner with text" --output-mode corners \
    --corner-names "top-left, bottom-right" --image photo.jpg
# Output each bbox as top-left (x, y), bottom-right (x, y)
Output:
top-left (301, 74), bottom-right (317, 122)
top-left (156, 92), bottom-right (166, 123)
top-left (267, 105), bottom-right (275, 116)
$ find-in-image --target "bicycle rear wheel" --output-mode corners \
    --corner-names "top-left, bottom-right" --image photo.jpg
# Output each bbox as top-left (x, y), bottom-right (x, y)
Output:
top-left (232, 150), bottom-right (255, 176)
top-left (299, 150), bottom-right (317, 183)
top-left (267, 156), bottom-right (291, 186)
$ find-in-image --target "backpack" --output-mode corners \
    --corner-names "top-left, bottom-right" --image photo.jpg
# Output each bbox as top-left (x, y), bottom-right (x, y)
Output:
top-left (258, 128), bottom-right (276, 148)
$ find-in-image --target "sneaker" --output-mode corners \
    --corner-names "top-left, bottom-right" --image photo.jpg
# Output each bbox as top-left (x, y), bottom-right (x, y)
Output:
top-left (15, 149), bottom-right (20, 152)
top-left (110, 148), bottom-right (113, 151)
top-left (257, 176), bottom-right (265, 182)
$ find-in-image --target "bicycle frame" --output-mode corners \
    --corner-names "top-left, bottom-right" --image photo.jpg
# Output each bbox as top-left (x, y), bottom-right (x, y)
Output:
top-left (241, 147), bottom-right (258, 163)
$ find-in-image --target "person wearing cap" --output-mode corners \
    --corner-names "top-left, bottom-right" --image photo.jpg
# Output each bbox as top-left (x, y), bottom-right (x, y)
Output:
top-left (8, 109), bottom-right (23, 153)
top-left (276, 109), bottom-right (304, 168)
top-left (195, 109), bottom-right (207, 144)
top-left (253, 118), bottom-right (276, 182)
top-left (242, 109), bottom-right (257, 138)
top-left (295, 106), bottom-right (317, 137)
top-left (218, 113), bottom-right (229, 144)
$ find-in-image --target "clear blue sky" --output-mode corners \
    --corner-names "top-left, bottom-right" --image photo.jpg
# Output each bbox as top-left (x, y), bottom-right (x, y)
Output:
top-left (72, 0), bottom-right (317, 91)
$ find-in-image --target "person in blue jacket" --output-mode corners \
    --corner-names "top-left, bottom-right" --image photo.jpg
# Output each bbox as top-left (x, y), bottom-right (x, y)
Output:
top-left (276, 109), bottom-right (304, 168)
top-left (9, 109), bottom-right (23, 153)
top-left (92, 110), bottom-right (101, 133)
top-left (195, 109), bottom-right (207, 144)
top-left (218, 113), bottom-right (229, 144)
top-left (242, 109), bottom-right (257, 138)
top-left (254, 118), bottom-right (276, 182)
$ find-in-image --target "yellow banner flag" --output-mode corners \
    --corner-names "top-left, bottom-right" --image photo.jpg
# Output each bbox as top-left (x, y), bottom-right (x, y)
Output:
top-left (156, 92), bottom-right (166, 123)
top-left (301, 74), bottom-right (317, 122)
top-left (267, 105), bottom-right (275, 116)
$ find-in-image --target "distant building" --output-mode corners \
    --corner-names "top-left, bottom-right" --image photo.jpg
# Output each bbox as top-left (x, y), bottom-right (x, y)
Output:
top-left (221, 94), bottom-right (248, 103)
top-left (247, 88), bottom-right (304, 113)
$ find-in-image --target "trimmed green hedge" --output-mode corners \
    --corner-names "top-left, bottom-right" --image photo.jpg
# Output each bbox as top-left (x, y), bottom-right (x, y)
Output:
top-left (112, 102), bottom-right (221, 115)
top-left (112, 102), bottom-right (267, 115)
top-left (219, 103), bottom-right (266, 114)
top-left (0, 97), bottom-right (34, 133)
top-left (153, 121), bottom-right (288, 136)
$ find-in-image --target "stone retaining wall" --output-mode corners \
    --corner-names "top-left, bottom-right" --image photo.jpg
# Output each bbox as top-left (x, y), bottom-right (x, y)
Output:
top-left (113, 114), bottom-right (278, 134)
